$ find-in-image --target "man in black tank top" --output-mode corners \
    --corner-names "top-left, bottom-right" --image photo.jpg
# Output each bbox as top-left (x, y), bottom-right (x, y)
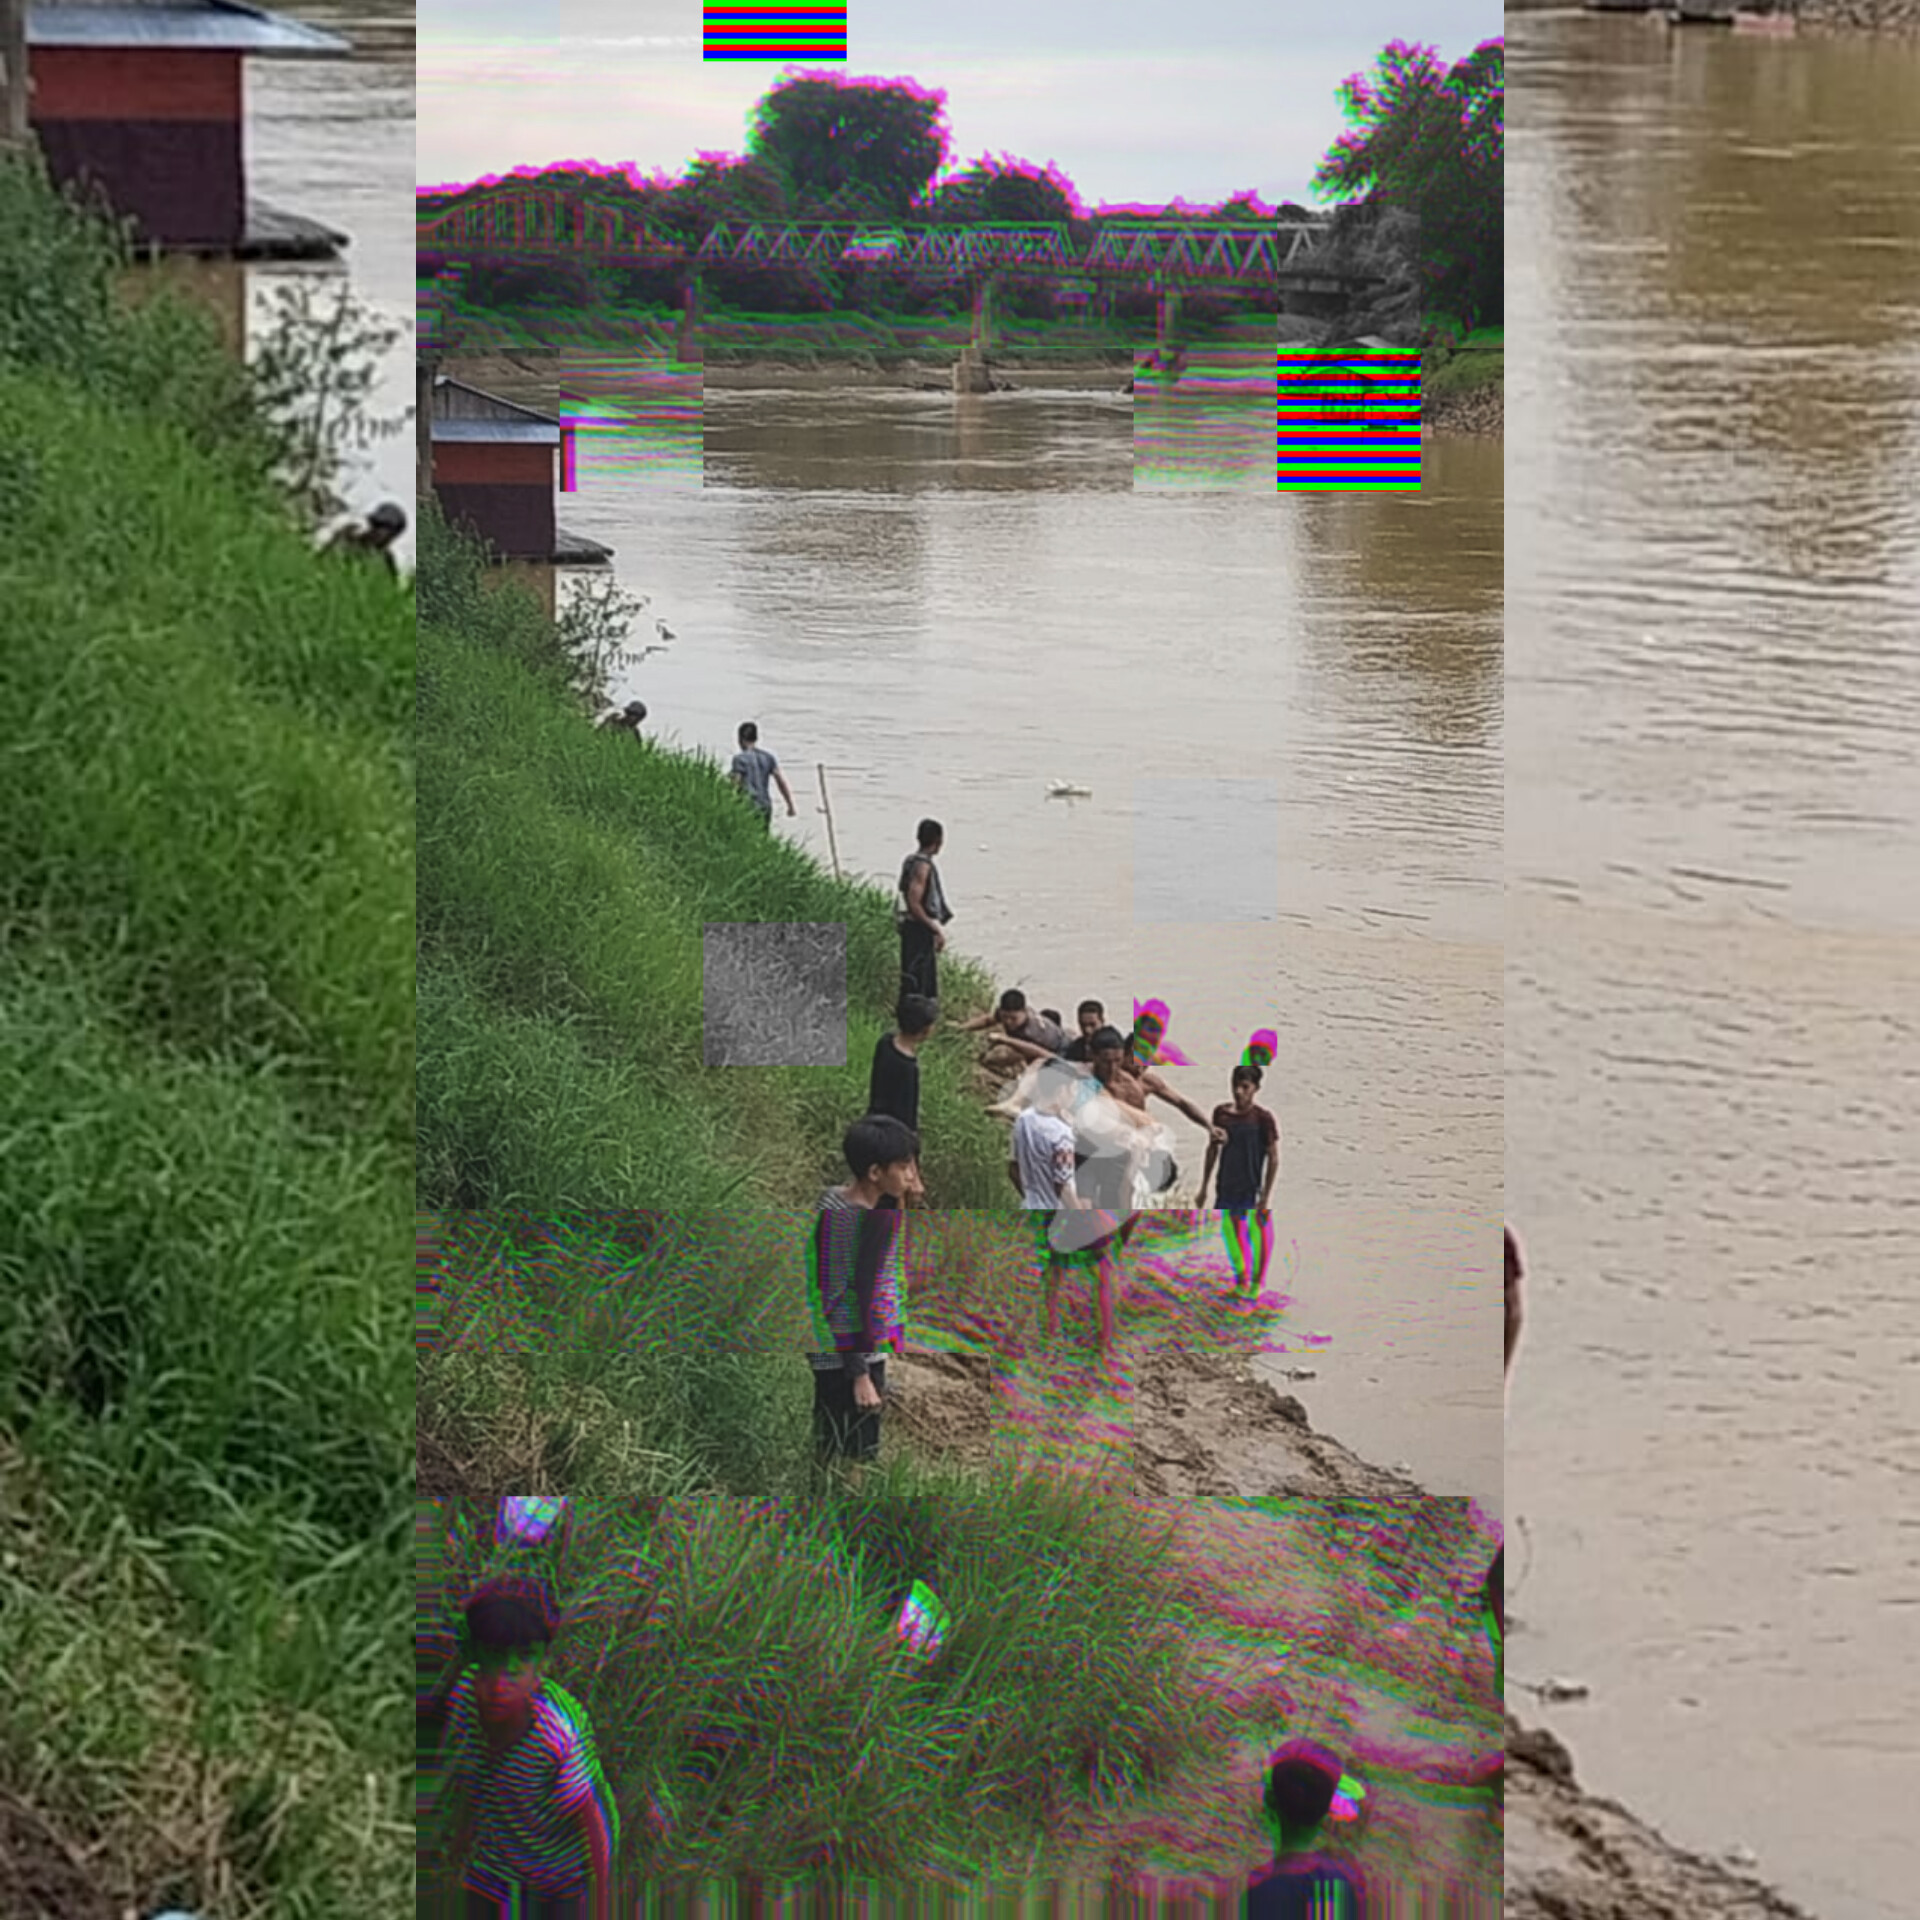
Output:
top-left (897, 818), bottom-right (952, 1003)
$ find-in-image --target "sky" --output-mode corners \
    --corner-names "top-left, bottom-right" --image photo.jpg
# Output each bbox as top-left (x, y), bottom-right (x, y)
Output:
top-left (419, 0), bottom-right (1501, 213)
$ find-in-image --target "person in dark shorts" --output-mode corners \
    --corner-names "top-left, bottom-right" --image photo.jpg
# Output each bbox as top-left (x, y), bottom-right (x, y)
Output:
top-left (807, 1114), bottom-right (919, 1484)
top-left (896, 819), bottom-right (952, 1003)
top-left (729, 720), bottom-right (797, 829)
top-left (1197, 1063), bottom-right (1282, 1293)
top-left (434, 1576), bottom-right (619, 1920)
top-left (1243, 1740), bottom-right (1368, 1917)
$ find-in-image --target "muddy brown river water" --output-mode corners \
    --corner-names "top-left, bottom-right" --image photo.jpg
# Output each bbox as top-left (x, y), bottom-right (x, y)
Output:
top-left (1509, 15), bottom-right (1920, 1918)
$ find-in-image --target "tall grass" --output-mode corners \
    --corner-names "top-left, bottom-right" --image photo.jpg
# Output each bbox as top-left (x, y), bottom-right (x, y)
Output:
top-left (418, 502), bottom-right (1016, 1208)
top-left (420, 1218), bottom-right (1503, 1900)
top-left (418, 1212), bottom-right (1061, 1504)
top-left (1, 154), bottom-right (412, 1919)
top-left (419, 1479), bottom-right (1212, 1893)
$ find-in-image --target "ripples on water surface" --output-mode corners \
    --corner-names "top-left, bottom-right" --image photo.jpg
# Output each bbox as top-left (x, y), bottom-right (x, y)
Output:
top-left (1509, 17), bottom-right (1920, 1919)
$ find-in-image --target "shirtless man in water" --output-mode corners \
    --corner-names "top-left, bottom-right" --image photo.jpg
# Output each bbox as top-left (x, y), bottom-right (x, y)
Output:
top-left (1095, 1028), bottom-right (1226, 1162)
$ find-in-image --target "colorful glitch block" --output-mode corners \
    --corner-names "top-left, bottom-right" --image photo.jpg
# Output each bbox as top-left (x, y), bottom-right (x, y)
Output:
top-left (702, 4), bottom-right (847, 58)
top-left (1275, 349), bottom-right (1421, 491)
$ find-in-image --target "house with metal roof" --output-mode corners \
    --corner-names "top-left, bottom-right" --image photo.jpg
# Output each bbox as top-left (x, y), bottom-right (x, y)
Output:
top-left (430, 373), bottom-right (613, 618)
top-left (25, 0), bottom-right (350, 256)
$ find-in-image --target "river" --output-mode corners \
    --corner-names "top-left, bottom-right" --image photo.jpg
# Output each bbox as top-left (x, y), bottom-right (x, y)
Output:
top-left (1508, 15), bottom-right (1920, 1919)
top-left (557, 372), bottom-right (1504, 1512)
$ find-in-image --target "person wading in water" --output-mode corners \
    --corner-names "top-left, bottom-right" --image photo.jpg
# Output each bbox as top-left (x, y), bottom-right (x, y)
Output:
top-left (896, 818), bottom-right (952, 1004)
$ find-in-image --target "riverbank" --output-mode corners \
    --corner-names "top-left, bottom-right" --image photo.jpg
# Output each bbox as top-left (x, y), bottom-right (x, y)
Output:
top-left (3, 154), bottom-right (413, 1918)
top-left (1508, 1716), bottom-right (1824, 1917)
top-left (418, 1213), bottom-right (1500, 1902)
top-left (440, 331), bottom-right (1502, 430)
top-left (417, 499), bottom-right (1015, 1210)
top-left (696, 347), bottom-right (1504, 434)
top-left (1505, 0), bottom-right (1920, 33)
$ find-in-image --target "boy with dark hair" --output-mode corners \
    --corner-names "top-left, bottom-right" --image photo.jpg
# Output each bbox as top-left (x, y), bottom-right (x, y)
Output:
top-left (1198, 1063), bottom-right (1282, 1294)
top-left (435, 1575), bottom-right (619, 1920)
top-left (961, 987), bottom-right (1069, 1071)
top-left (1061, 999), bottom-right (1107, 1063)
top-left (868, 996), bottom-right (937, 1134)
top-left (1244, 1740), bottom-right (1368, 1916)
top-left (808, 1114), bottom-right (920, 1484)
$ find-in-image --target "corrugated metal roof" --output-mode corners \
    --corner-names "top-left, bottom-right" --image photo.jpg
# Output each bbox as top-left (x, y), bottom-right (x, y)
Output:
top-left (27, 1), bottom-right (351, 53)
top-left (433, 420), bottom-right (561, 445)
top-left (434, 376), bottom-right (559, 426)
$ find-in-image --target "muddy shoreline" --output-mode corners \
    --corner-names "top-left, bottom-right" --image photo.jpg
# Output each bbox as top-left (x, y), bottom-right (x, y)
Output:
top-left (453, 347), bottom-right (1499, 434)
top-left (1508, 1714), bottom-right (1824, 1917)
top-left (890, 1217), bottom-right (1808, 1913)
top-left (702, 354), bottom-right (1503, 434)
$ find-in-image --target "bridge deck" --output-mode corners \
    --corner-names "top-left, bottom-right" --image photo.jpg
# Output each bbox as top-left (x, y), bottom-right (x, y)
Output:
top-left (416, 202), bottom-right (1371, 287)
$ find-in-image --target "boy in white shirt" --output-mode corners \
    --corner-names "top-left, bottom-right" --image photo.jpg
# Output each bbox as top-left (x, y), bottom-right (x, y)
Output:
top-left (1011, 1060), bottom-right (1110, 1359)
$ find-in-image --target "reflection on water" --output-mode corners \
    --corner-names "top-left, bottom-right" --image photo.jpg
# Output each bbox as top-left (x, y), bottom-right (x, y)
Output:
top-left (703, 389), bottom-right (1135, 492)
top-left (557, 384), bottom-right (1504, 1504)
top-left (1509, 17), bottom-right (1920, 1920)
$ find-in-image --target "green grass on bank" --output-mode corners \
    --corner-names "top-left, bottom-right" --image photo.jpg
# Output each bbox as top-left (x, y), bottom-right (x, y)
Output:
top-left (418, 504), bottom-right (1018, 1211)
top-left (1423, 346), bottom-right (1503, 406)
top-left (419, 1219), bottom-right (1216, 1890)
top-left (420, 1212), bottom-right (1058, 1501)
top-left (419, 1482), bottom-right (1210, 1894)
top-left (418, 1216), bottom-right (1502, 1898)
top-left (1, 154), bottom-right (414, 1920)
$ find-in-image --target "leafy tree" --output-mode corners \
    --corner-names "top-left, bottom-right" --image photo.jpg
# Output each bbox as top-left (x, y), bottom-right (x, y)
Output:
top-left (1313, 38), bottom-right (1503, 329)
top-left (748, 75), bottom-right (949, 220)
top-left (927, 155), bottom-right (1077, 230)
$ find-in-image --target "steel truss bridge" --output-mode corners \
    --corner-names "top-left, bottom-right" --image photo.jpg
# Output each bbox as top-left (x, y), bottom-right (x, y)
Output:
top-left (416, 192), bottom-right (1366, 290)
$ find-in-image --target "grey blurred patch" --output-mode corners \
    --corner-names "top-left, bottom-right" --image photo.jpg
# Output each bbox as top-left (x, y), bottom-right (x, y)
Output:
top-left (1133, 778), bottom-right (1280, 922)
top-left (703, 922), bottom-right (848, 1067)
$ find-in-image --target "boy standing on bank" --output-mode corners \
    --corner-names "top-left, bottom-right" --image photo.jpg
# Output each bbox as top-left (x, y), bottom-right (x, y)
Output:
top-left (434, 1575), bottom-right (619, 1920)
top-left (1197, 1062), bottom-right (1281, 1294)
top-left (808, 1114), bottom-right (920, 1485)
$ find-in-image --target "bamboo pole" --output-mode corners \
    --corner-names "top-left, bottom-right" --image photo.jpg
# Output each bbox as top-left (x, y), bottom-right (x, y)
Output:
top-left (817, 763), bottom-right (842, 881)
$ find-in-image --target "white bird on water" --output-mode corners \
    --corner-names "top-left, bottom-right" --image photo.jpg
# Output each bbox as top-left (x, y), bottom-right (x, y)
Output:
top-left (1047, 780), bottom-right (1092, 799)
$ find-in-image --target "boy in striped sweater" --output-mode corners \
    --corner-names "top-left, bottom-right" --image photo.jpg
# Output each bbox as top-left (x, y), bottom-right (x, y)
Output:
top-left (434, 1575), bottom-right (619, 1919)
top-left (807, 1113), bottom-right (920, 1486)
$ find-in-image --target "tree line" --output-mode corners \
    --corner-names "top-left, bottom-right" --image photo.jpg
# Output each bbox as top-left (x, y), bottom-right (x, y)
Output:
top-left (422, 38), bottom-right (1500, 337)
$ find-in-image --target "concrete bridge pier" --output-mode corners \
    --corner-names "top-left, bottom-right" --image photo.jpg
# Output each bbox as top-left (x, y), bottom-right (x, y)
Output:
top-left (1155, 287), bottom-right (1184, 353)
top-left (676, 271), bottom-right (703, 363)
top-left (969, 270), bottom-right (999, 354)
